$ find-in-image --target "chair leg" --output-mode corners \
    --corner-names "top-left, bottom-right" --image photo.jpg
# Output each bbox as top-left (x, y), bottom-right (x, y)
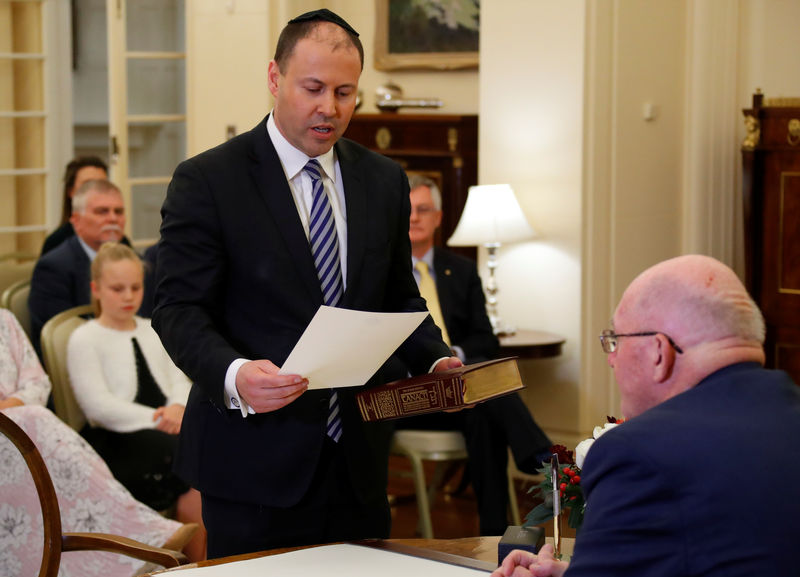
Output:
top-left (405, 452), bottom-right (434, 539)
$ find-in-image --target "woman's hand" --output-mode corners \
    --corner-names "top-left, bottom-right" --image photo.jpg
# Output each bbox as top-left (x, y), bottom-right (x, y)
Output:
top-left (153, 403), bottom-right (185, 435)
top-left (0, 397), bottom-right (24, 410)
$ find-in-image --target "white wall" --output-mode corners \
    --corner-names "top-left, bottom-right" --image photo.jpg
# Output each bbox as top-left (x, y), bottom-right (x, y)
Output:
top-left (479, 1), bottom-right (688, 444)
top-left (738, 0), bottom-right (800, 102)
top-left (187, 0), bottom-right (272, 155)
top-left (479, 1), bottom-right (586, 442)
top-left (582, 0), bottom-right (686, 432)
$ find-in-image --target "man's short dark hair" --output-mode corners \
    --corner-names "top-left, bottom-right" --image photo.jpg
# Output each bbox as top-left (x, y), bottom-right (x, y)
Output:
top-left (274, 11), bottom-right (364, 72)
top-left (61, 156), bottom-right (108, 223)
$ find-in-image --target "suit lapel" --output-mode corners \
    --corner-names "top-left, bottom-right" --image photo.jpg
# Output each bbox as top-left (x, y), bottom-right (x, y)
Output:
top-left (337, 140), bottom-right (367, 306)
top-left (68, 237), bottom-right (92, 301)
top-left (249, 117), bottom-right (322, 304)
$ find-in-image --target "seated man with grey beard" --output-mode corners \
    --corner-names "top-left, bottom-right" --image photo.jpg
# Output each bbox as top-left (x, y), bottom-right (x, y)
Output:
top-left (28, 179), bottom-right (131, 356)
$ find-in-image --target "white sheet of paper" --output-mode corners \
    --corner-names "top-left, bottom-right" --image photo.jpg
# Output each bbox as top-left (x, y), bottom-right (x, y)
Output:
top-left (163, 544), bottom-right (489, 576)
top-left (278, 306), bottom-right (428, 389)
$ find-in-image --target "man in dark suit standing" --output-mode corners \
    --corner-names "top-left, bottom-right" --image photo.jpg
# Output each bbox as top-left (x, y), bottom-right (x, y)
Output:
top-left (152, 10), bottom-right (459, 558)
top-left (28, 179), bottom-right (126, 355)
top-left (494, 255), bottom-right (800, 577)
top-left (403, 174), bottom-right (552, 535)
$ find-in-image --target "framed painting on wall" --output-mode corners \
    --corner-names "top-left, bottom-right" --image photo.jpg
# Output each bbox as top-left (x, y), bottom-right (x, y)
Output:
top-left (374, 0), bottom-right (479, 71)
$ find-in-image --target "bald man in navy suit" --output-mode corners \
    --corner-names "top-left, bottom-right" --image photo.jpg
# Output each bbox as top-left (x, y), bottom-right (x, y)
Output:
top-left (494, 255), bottom-right (800, 577)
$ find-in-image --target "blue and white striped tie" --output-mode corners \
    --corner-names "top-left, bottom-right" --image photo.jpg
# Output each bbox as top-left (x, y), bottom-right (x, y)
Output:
top-left (304, 159), bottom-right (343, 442)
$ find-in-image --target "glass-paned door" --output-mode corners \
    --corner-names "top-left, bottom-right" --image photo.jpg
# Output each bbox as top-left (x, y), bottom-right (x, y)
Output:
top-left (0, 0), bottom-right (49, 257)
top-left (107, 0), bottom-right (186, 247)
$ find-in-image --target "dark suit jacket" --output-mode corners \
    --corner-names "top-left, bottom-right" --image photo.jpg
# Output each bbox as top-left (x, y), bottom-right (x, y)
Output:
top-left (28, 235), bottom-right (92, 355)
top-left (433, 247), bottom-right (499, 362)
top-left (138, 242), bottom-right (159, 318)
top-left (152, 116), bottom-right (451, 508)
top-left (567, 363), bottom-right (800, 576)
top-left (40, 221), bottom-right (75, 256)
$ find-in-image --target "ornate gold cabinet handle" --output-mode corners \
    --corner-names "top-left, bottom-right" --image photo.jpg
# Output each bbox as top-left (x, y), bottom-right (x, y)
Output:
top-left (789, 118), bottom-right (800, 146)
top-left (742, 115), bottom-right (760, 149)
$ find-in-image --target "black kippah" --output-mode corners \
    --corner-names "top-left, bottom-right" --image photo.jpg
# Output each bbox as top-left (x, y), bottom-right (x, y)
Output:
top-left (288, 8), bottom-right (359, 38)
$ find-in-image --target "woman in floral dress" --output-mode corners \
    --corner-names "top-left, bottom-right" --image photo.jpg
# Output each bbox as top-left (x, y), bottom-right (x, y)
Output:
top-left (0, 307), bottom-right (191, 577)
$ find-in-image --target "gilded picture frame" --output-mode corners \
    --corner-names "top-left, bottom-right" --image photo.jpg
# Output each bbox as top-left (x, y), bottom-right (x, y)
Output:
top-left (374, 0), bottom-right (480, 71)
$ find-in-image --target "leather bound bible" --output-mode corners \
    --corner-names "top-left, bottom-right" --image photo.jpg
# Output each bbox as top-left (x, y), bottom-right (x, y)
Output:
top-left (356, 357), bottom-right (523, 422)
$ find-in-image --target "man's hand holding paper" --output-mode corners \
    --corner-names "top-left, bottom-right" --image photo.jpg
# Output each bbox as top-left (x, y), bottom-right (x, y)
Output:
top-left (237, 307), bottom-right (461, 415)
top-left (236, 359), bottom-right (308, 414)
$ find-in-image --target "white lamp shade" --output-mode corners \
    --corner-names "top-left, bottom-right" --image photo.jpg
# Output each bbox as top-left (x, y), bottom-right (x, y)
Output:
top-left (447, 184), bottom-right (537, 246)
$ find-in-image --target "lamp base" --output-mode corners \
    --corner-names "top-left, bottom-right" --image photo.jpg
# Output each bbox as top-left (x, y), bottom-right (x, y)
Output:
top-left (490, 315), bottom-right (516, 337)
top-left (495, 326), bottom-right (517, 337)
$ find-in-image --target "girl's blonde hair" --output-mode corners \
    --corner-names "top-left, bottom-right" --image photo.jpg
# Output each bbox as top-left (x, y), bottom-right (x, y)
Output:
top-left (90, 242), bottom-right (144, 317)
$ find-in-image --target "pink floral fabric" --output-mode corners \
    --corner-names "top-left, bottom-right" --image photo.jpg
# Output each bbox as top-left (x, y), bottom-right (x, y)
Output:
top-left (0, 310), bottom-right (182, 576)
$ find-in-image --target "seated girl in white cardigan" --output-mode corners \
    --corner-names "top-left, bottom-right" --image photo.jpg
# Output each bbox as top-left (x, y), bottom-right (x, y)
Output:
top-left (67, 241), bottom-right (205, 560)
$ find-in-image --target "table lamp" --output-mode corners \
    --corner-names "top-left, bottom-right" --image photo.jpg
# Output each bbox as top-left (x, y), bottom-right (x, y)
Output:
top-left (447, 184), bottom-right (536, 335)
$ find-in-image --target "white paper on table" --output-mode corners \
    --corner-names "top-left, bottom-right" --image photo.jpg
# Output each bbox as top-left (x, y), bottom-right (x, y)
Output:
top-left (165, 544), bottom-right (489, 576)
top-left (278, 306), bottom-right (428, 389)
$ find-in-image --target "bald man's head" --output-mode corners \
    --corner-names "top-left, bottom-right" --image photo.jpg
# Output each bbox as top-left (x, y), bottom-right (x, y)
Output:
top-left (609, 255), bottom-right (765, 418)
top-left (618, 255), bottom-right (764, 349)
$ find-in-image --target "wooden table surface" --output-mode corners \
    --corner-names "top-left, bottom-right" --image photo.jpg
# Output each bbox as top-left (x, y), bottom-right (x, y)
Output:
top-left (498, 329), bottom-right (565, 359)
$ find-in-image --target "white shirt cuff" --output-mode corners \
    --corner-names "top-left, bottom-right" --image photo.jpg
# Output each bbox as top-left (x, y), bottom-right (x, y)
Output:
top-left (429, 356), bottom-right (451, 373)
top-left (450, 346), bottom-right (466, 363)
top-left (224, 358), bottom-right (255, 416)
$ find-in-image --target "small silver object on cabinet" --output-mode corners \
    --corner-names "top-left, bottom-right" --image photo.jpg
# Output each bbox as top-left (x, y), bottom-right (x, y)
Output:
top-left (375, 82), bottom-right (443, 111)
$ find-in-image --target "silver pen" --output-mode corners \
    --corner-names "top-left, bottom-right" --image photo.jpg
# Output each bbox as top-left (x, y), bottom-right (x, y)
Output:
top-left (551, 453), bottom-right (562, 558)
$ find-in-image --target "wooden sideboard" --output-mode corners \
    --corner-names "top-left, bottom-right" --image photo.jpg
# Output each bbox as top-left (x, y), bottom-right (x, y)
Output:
top-left (344, 113), bottom-right (478, 259)
top-left (741, 91), bottom-right (800, 383)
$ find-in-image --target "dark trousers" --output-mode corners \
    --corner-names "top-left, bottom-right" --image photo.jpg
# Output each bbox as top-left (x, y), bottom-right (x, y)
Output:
top-left (201, 437), bottom-right (391, 559)
top-left (399, 393), bottom-right (551, 535)
top-left (82, 426), bottom-right (188, 512)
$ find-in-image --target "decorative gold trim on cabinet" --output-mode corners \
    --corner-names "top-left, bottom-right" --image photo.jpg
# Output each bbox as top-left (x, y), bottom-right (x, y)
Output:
top-left (447, 128), bottom-right (458, 152)
top-left (375, 127), bottom-right (392, 150)
top-left (765, 97), bottom-right (800, 107)
top-left (453, 157), bottom-right (463, 169)
top-left (742, 115), bottom-right (760, 150)
top-left (788, 119), bottom-right (800, 146)
top-left (778, 172), bottom-right (800, 294)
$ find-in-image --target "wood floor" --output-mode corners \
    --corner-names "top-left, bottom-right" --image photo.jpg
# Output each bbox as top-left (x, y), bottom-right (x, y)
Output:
top-left (386, 455), bottom-right (562, 540)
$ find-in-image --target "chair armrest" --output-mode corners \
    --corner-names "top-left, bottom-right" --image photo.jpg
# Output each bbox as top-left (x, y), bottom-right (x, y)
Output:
top-left (162, 522), bottom-right (199, 553)
top-left (62, 532), bottom-right (189, 568)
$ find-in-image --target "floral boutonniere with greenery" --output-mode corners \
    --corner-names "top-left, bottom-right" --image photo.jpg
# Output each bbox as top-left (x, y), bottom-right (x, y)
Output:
top-left (525, 416), bottom-right (624, 531)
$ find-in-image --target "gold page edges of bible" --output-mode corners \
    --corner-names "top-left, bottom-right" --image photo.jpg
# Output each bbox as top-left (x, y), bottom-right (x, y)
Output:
top-left (356, 357), bottom-right (523, 422)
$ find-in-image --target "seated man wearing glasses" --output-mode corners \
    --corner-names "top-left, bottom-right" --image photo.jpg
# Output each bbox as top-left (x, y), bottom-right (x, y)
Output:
top-left (494, 254), bottom-right (800, 577)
